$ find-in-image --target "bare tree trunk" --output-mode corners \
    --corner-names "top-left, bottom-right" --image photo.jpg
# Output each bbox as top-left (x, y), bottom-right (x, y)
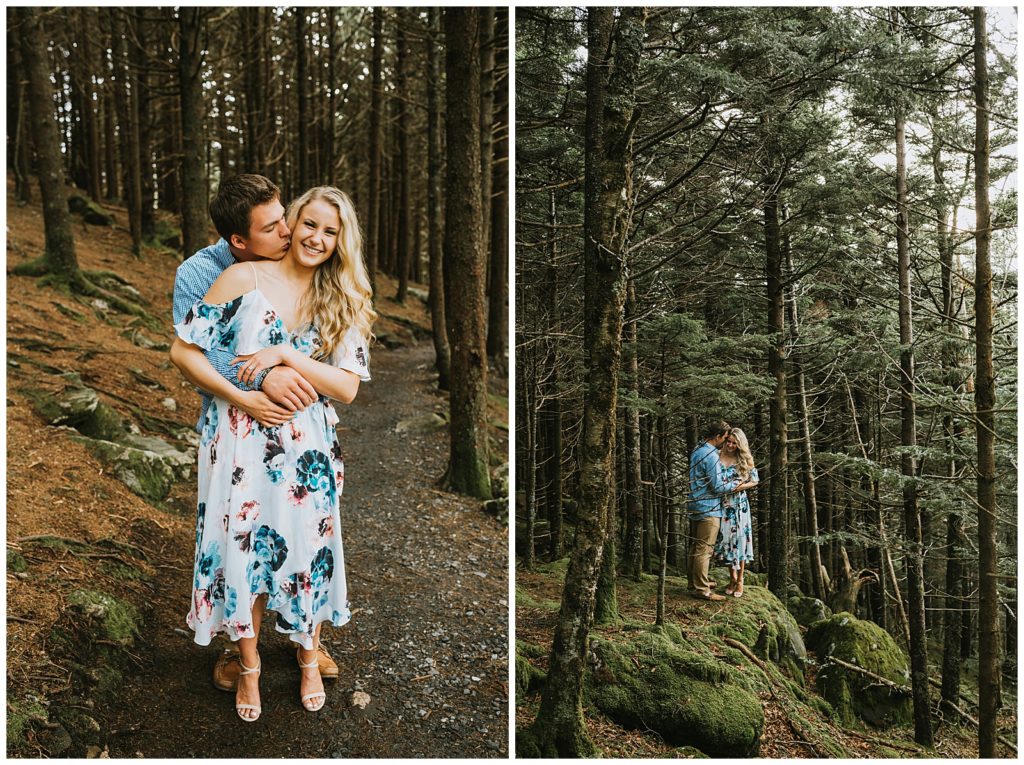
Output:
top-left (443, 8), bottom-right (491, 500)
top-left (973, 7), bottom-right (1000, 756)
top-left (13, 6), bottom-right (82, 280)
top-left (366, 8), bottom-right (384, 290)
top-left (765, 180), bottom-right (788, 599)
top-left (486, 8), bottom-right (509, 364)
top-left (623, 283), bottom-right (644, 580)
top-left (178, 7), bottom-right (209, 257)
top-left (426, 8), bottom-right (450, 390)
top-left (785, 243), bottom-right (825, 601)
top-left (892, 14), bottom-right (932, 740)
top-left (395, 10), bottom-right (411, 303)
top-left (295, 9), bottom-right (309, 191)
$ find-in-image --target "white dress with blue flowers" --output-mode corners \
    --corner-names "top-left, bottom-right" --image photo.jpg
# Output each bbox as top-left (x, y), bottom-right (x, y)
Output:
top-left (715, 464), bottom-right (757, 570)
top-left (175, 289), bottom-right (370, 650)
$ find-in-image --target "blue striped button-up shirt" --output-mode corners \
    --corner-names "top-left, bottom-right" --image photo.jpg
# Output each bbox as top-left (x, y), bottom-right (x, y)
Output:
top-left (172, 239), bottom-right (262, 432)
top-left (688, 441), bottom-right (737, 520)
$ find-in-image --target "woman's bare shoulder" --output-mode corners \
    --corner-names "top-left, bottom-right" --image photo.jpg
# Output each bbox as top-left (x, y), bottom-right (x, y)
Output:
top-left (203, 261), bottom-right (257, 303)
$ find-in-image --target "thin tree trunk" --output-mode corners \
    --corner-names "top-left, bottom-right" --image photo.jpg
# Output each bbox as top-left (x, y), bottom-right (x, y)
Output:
top-left (973, 7), bottom-right (999, 756)
top-left (623, 283), bottom-right (644, 580)
top-left (295, 9), bottom-right (309, 191)
top-left (426, 8), bottom-right (450, 390)
top-left (785, 244), bottom-right (825, 601)
top-left (395, 10), bottom-right (411, 303)
top-left (765, 180), bottom-right (788, 599)
top-left (486, 8), bottom-right (509, 364)
top-left (892, 15), bottom-right (932, 738)
top-left (366, 8), bottom-right (384, 291)
top-left (479, 8), bottom-right (495, 255)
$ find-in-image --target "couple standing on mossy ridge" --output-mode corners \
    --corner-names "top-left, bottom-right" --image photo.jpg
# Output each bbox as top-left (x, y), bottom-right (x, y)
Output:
top-left (687, 419), bottom-right (760, 601)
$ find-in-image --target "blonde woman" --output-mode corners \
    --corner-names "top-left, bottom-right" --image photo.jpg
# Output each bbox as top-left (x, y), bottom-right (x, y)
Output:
top-left (714, 428), bottom-right (759, 597)
top-left (175, 187), bottom-right (375, 720)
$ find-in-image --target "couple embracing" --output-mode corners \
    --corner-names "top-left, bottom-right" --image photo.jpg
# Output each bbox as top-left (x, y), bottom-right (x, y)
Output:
top-left (170, 174), bottom-right (375, 721)
top-left (687, 420), bottom-right (759, 601)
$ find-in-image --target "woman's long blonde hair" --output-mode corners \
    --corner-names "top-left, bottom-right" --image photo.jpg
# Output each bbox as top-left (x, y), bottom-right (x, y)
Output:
top-left (731, 428), bottom-right (756, 481)
top-left (287, 186), bottom-right (377, 363)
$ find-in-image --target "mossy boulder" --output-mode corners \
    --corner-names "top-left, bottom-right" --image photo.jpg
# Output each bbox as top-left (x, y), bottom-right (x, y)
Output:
top-left (584, 630), bottom-right (763, 757)
top-left (788, 596), bottom-right (832, 628)
top-left (66, 589), bottom-right (141, 646)
top-left (515, 650), bottom-right (547, 704)
top-left (703, 581), bottom-right (806, 682)
top-left (75, 401), bottom-right (132, 442)
top-left (805, 612), bottom-right (912, 727)
top-left (67, 194), bottom-right (113, 226)
top-left (24, 373), bottom-right (99, 427)
top-left (68, 433), bottom-right (192, 501)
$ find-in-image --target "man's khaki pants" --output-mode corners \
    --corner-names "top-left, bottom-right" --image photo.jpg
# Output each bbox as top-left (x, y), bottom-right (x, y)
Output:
top-left (688, 517), bottom-right (721, 593)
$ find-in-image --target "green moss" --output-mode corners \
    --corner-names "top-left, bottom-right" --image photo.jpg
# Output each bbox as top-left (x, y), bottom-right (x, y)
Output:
top-left (67, 589), bottom-right (141, 646)
top-left (516, 585), bottom-right (560, 611)
top-left (76, 402), bottom-right (130, 442)
top-left (7, 697), bottom-right (48, 753)
top-left (535, 557), bottom-right (571, 575)
top-left (98, 559), bottom-right (153, 583)
top-left (7, 550), bottom-right (29, 573)
top-left (584, 630), bottom-right (763, 757)
top-left (788, 595), bottom-right (833, 627)
top-left (516, 653), bottom-right (547, 703)
top-left (806, 612), bottom-right (913, 727)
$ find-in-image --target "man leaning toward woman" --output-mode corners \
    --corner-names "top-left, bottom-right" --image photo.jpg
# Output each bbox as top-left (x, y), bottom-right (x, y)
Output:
top-left (687, 420), bottom-right (739, 602)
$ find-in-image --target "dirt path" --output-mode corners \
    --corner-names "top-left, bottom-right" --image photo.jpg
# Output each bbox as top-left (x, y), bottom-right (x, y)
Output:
top-left (92, 341), bottom-right (509, 757)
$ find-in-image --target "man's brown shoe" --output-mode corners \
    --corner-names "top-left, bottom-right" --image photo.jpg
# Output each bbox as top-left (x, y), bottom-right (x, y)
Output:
top-left (316, 645), bottom-right (339, 680)
top-left (213, 647), bottom-right (241, 692)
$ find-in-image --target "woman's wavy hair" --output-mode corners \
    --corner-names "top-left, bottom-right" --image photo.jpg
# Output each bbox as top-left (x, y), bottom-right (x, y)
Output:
top-left (286, 186), bottom-right (377, 363)
top-left (730, 428), bottom-right (756, 480)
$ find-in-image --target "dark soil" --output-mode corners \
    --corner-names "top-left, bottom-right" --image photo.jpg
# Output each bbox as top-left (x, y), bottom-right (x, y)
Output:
top-left (6, 177), bottom-right (509, 757)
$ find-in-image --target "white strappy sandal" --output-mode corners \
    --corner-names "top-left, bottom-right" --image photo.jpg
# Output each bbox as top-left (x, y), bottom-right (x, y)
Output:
top-left (236, 658), bottom-right (262, 722)
top-left (297, 647), bottom-right (326, 712)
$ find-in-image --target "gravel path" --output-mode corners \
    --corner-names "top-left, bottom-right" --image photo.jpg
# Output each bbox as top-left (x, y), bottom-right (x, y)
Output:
top-left (98, 341), bottom-right (509, 757)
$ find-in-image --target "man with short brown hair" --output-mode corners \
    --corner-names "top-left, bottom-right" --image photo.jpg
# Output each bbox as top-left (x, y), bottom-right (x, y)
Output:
top-left (687, 419), bottom-right (738, 601)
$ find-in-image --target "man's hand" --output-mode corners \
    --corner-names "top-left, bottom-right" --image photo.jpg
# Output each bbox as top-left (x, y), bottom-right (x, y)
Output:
top-left (260, 366), bottom-right (318, 412)
top-left (233, 390), bottom-right (295, 428)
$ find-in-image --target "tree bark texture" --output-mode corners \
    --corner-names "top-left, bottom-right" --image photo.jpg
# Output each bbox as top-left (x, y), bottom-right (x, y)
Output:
top-left (426, 8), bottom-right (451, 391)
top-left (764, 183), bottom-right (788, 599)
top-left (527, 8), bottom-right (646, 757)
top-left (486, 8), bottom-right (509, 363)
top-left (15, 7), bottom-right (82, 280)
top-left (443, 8), bottom-right (491, 500)
top-left (178, 7), bottom-right (209, 258)
top-left (973, 7), bottom-right (1000, 757)
top-left (892, 24), bottom-right (933, 738)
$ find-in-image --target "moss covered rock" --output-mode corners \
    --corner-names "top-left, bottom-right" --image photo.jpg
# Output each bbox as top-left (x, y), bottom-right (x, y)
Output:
top-left (805, 612), bottom-right (912, 727)
top-left (787, 596), bottom-right (832, 628)
top-left (585, 630), bottom-right (763, 757)
top-left (69, 434), bottom-right (191, 501)
top-left (67, 589), bottom-right (141, 646)
top-left (67, 194), bottom-right (113, 226)
top-left (23, 374), bottom-right (99, 427)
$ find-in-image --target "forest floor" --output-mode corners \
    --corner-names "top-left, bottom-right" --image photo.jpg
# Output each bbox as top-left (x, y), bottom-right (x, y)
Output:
top-left (515, 559), bottom-right (1017, 759)
top-left (6, 178), bottom-right (509, 757)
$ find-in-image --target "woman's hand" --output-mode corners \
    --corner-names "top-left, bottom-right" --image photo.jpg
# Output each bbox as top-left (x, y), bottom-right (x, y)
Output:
top-left (232, 345), bottom-right (295, 387)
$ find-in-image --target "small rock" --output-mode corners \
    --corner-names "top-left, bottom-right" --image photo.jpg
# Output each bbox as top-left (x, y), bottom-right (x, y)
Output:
top-left (161, 398), bottom-right (177, 412)
top-left (91, 299), bottom-right (110, 313)
top-left (351, 691), bottom-right (372, 709)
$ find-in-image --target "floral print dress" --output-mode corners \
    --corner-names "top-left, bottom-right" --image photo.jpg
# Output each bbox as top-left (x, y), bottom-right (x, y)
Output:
top-left (715, 464), bottom-right (757, 570)
top-left (175, 289), bottom-right (370, 650)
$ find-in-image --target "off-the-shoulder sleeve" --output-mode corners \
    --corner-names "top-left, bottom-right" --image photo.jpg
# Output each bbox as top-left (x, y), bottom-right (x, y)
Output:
top-left (335, 325), bottom-right (371, 382)
top-left (174, 294), bottom-right (276, 356)
top-left (749, 466), bottom-right (760, 484)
